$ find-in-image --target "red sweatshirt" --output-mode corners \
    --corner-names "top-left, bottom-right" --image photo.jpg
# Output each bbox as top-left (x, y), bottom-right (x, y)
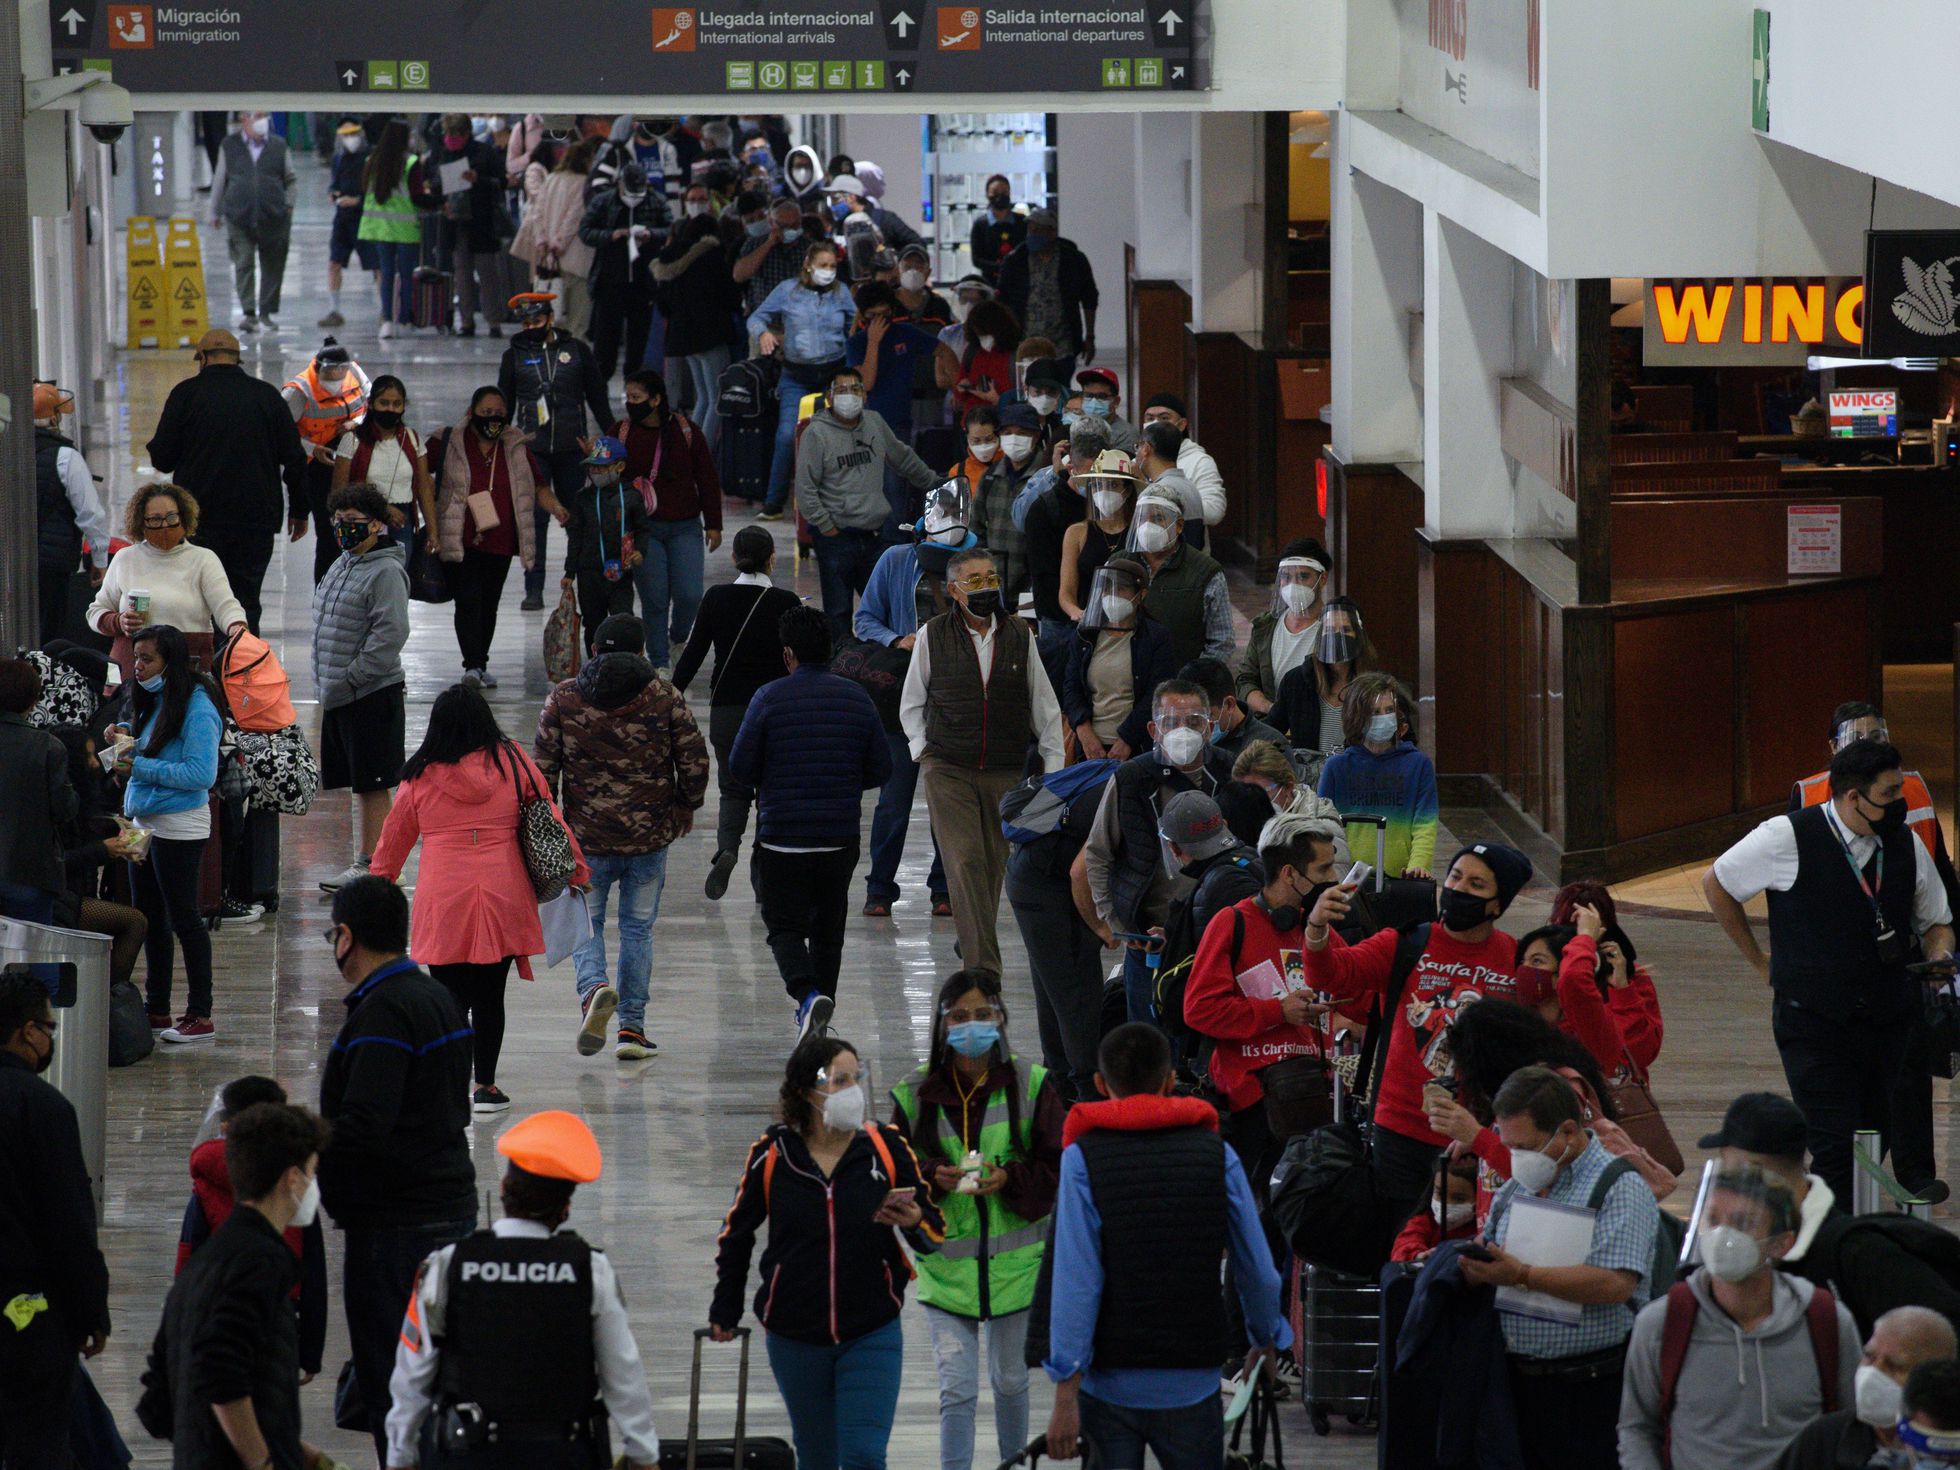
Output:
top-left (1183, 898), bottom-right (1326, 1113)
top-left (1300, 923), bottom-right (1517, 1144)
top-left (1609, 967), bottom-right (1664, 1075)
top-left (1553, 934), bottom-right (1665, 1080)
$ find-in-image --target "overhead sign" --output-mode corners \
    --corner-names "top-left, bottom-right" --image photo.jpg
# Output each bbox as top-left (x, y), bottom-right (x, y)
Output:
top-left (1750, 7), bottom-right (1769, 132)
top-left (51, 2), bottom-right (1210, 94)
top-left (1642, 277), bottom-right (1864, 366)
top-left (1397, 0), bottom-right (1540, 181)
top-left (1862, 230), bottom-right (1960, 359)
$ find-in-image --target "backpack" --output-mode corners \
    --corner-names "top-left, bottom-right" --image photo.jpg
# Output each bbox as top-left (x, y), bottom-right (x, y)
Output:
top-left (215, 631), bottom-right (297, 733)
top-left (717, 354), bottom-right (782, 421)
top-left (1000, 758), bottom-right (1121, 844)
top-left (1153, 861), bottom-right (1262, 1069)
top-left (1654, 1270), bottom-right (1838, 1468)
top-left (1587, 1156), bottom-right (1689, 1300)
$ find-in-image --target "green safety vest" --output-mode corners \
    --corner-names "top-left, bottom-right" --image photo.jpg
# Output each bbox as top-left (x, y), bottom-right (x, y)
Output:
top-left (357, 154), bottom-right (423, 244)
top-left (892, 1060), bottom-right (1048, 1320)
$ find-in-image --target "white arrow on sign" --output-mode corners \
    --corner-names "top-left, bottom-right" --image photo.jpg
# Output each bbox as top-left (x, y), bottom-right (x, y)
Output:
top-left (896, 67), bottom-right (911, 83)
top-left (891, 10), bottom-right (913, 35)
top-left (342, 68), bottom-right (358, 86)
top-left (1171, 64), bottom-right (1185, 78)
top-left (58, 8), bottom-right (85, 35)
top-left (1158, 7), bottom-right (1182, 35)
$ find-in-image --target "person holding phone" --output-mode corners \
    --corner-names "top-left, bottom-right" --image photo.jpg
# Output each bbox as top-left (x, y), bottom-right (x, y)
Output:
top-left (951, 299), bottom-right (1022, 422)
top-left (710, 1037), bottom-right (945, 1470)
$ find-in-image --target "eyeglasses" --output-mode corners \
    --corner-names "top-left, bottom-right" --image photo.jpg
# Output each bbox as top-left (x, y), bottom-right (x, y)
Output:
top-left (30, 1017), bottom-right (57, 1039)
top-left (955, 572), bottom-right (1002, 592)
top-left (943, 1005), bottom-right (1000, 1025)
top-left (143, 514), bottom-right (183, 529)
top-left (812, 1067), bottom-right (860, 1093)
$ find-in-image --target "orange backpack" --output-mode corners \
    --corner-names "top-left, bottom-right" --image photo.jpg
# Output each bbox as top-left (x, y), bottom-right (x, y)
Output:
top-left (216, 631), bottom-right (298, 732)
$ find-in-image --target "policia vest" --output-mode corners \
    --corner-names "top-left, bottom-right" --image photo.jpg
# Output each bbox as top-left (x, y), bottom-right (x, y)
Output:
top-left (437, 1230), bottom-right (601, 1448)
top-left (892, 1062), bottom-right (1048, 1321)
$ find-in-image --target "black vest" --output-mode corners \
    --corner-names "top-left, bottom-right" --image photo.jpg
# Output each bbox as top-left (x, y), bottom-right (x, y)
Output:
top-left (1142, 541), bottom-right (1223, 669)
top-left (35, 427), bottom-right (81, 569)
top-left (922, 609), bottom-right (1034, 770)
top-left (1766, 804), bottom-right (1919, 1022)
top-left (438, 1230), bottom-right (599, 1424)
top-left (1074, 1125), bottom-right (1229, 1369)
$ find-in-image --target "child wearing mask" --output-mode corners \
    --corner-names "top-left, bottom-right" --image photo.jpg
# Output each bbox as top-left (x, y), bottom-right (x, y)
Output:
top-left (1390, 1154), bottom-right (1480, 1263)
top-left (1316, 671), bottom-right (1439, 880)
top-left (560, 436), bottom-right (649, 652)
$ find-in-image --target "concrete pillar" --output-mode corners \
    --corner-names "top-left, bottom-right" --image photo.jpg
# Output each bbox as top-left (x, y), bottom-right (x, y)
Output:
top-left (1131, 111), bottom-right (1191, 284)
top-left (1422, 209), bottom-right (1516, 538)
top-left (0, 2), bottom-right (40, 645)
top-left (1190, 111), bottom-right (1260, 334)
top-left (1330, 146), bottom-right (1422, 465)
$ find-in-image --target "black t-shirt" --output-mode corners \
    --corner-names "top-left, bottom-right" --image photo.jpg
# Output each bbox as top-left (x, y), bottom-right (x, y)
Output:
top-left (671, 582), bottom-right (803, 709)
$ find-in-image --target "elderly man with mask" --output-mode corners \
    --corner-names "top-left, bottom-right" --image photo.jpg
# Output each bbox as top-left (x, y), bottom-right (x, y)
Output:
top-left (900, 546), bottom-right (1066, 975)
top-left (1128, 490), bottom-right (1230, 670)
top-left (1131, 418), bottom-right (1208, 552)
top-left (1775, 1305), bottom-right (1957, 1470)
top-left (208, 111), bottom-right (296, 333)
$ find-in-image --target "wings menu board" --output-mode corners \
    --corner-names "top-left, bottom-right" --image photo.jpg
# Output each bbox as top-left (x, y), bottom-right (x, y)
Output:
top-left (1827, 389), bottom-right (1897, 439)
top-left (52, 1), bottom-right (1211, 95)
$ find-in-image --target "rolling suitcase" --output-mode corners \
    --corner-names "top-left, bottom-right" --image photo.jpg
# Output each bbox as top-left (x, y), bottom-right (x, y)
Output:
top-left (658, 1328), bottom-right (794, 1469)
top-left (411, 268), bottom-right (452, 332)
top-left (717, 413), bottom-right (774, 504)
top-left (1341, 813), bottom-right (1437, 934)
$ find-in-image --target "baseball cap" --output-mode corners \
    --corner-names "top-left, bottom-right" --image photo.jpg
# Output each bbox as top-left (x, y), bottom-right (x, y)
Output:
top-left (583, 436), bottom-right (629, 467)
top-left (1697, 1092), bottom-right (1810, 1159)
top-left (1077, 367), bottom-right (1120, 395)
top-left (1160, 790), bottom-right (1237, 862)
top-left (997, 403), bottom-right (1040, 432)
top-left (497, 1110), bottom-right (603, 1183)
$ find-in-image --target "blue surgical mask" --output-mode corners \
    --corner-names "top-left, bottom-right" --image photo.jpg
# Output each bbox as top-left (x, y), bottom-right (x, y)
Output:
top-left (1366, 712), bottom-right (1399, 744)
top-left (830, 198), bottom-right (851, 220)
top-left (138, 673), bottom-right (165, 692)
top-left (781, 227), bottom-right (802, 244)
top-left (1061, 411), bottom-right (1080, 429)
top-left (1083, 398), bottom-right (1111, 419)
top-left (946, 1021), bottom-right (1001, 1058)
top-left (746, 218), bottom-right (770, 238)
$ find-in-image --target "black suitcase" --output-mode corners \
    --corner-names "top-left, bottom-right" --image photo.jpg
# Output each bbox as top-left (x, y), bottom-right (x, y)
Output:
top-left (658, 1328), bottom-right (794, 1469)
top-left (229, 805), bottom-right (281, 912)
top-left (1342, 814), bottom-right (1438, 932)
top-left (1375, 1263), bottom-right (1435, 1469)
top-left (718, 412), bottom-right (775, 505)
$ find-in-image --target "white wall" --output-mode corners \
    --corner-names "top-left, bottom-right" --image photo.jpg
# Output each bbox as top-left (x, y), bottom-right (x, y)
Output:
top-left (1055, 112), bottom-right (1136, 364)
top-left (1394, 0), bottom-right (1540, 181)
top-left (839, 113), bottom-right (925, 245)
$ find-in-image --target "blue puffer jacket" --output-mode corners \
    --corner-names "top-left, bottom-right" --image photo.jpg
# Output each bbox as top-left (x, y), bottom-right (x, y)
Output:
top-left (124, 685), bottom-right (223, 821)
top-left (728, 665), bottom-right (892, 847)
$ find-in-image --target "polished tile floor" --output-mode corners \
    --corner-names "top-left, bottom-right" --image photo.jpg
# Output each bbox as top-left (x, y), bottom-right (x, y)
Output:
top-left (78, 155), bottom-right (1957, 1468)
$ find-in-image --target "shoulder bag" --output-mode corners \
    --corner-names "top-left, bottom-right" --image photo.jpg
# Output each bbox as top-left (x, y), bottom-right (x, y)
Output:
top-left (1606, 1049), bottom-right (1685, 1177)
top-left (504, 741), bottom-right (577, 902)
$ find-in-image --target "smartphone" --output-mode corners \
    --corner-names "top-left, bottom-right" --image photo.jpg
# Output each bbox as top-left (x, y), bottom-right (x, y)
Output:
top-left (1342, 861), bottom-right (1373, 890)
top-left (1112, 930), bottom-right (1158, 947)
top-left (1459, 1242), bottom-right (1495, 1262)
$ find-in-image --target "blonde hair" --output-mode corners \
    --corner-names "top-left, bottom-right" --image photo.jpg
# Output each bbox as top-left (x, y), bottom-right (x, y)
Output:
top-left (125, 482), bottom-right (199, 540)
top-left (1231, 739), bottom-right (1294, 788)
top-left (1016, 336), bottom-right (1057, 364)
top-left (798, 239), bottom-right (840, 285)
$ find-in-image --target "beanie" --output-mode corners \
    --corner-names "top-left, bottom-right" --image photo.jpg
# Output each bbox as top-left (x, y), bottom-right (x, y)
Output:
top-left (1448, 842), bottom-right (1533, 914)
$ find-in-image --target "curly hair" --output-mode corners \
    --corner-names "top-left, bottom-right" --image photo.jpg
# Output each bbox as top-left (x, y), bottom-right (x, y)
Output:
top-left (124, 482), bottom-right (198, 541)
top-left (780, 1036), bottom-right (860, 1135)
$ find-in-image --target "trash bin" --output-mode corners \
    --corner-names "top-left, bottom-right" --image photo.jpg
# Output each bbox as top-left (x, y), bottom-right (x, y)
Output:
top-left (0, 917), bottom-right (111, 1214)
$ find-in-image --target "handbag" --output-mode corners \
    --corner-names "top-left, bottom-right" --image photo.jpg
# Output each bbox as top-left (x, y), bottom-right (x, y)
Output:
top-left (506, 741), bottom-right (577, 902)
top-left (1607, 1053), bottom-right (1685, 1177)
top-left (408, 538), bottom-right (452, 604)
top-left (1259, 1055), bottom-right (1334, 1142)
top-left (544, 583), bottom-right (582, 683)
top-left (465, 489), bottom-right (501, 532)
top-left (332, 1359), bottom-right (365, 1431)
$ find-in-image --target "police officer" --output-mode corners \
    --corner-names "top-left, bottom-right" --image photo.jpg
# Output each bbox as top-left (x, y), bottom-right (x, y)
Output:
top-left (1705, 739), bottom-right (1956, 1206)
top-left (384, 1111), bottom-right (659, 1469)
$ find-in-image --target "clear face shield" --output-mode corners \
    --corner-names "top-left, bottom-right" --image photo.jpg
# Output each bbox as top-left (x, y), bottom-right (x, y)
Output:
top-left (918, 481), bottom-right (973, 546)
top-left (1127, 496), bottom-right (1184, 557)
top-left (1273, 556), bottom-right (1328, 621)
top-left (811, 1054), bottom-right (870, 1132)
top-left (1081, 564), bottom-right (1146, 634)
top-left (1832, 716), bottom-right (1890, 753)
top-left (843, 217), bottom-right (883, 278)
top-left (1317, 602), bottom-right (1366, 667)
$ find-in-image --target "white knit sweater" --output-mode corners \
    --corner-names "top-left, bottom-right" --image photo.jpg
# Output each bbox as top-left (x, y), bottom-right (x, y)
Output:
top-left (86, 539), bottom-right (248, 638)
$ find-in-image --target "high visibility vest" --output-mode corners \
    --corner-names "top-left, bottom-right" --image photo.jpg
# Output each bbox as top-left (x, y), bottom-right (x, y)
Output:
top-left (282, 360), bottom-right (370, 449)
top-left (1795, 768), bottom-right (1944, 862)
top-left (891, 1061), bottom-right (1048, 1320)
top-left (356, 154), bottom-right (423, 244)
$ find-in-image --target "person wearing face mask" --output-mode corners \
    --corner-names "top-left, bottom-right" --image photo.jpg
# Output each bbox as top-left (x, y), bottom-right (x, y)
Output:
top-left (329, 373), bottom-right (439, 556)
top-left (952, 298), bottom-right (1023, 421)
top-left (1448, 1065), bottom-right (1663, 1470)
top-left (579, 160), bottom-right (672, 380)
top-left (1618, 1167), bottom-right (1857, 1470)
top-left (1125, 490), bottom-right (1230, 670)
top-left (998, 209), bottom-right (1097, 379)
top-left (208, 111), bottom-right (296, 332)
top-left (1273, 594), bottom-right (1373, 757)
top-left (1230, 740), bottom-right (1344, 829)
top-left (1706, 738), bottom-right (1956, 1206)
top-left (901, 546), bottom-right (1067, 974)
top-left (969, 173), bottom-right (1026, 285)
top-left (1510, 912), bottom-right (1652, 1081)
top-left (560, 436), bottom-right (651, 653)
top-left (1010, 354), bottom-right (1071, 455)
top-left (425, 112), bottom-right (510, 338)
top-left (710, 1037), bottom-right (944, 1470)
top-left (1141, 391), bottom-right (1226, 528)
top-left (793, 366), bottom-right (940, 639)
top-left (847, 281), bottom-right (940, 500)
top-left (749, 242), bottom-right (859, 517)
top-left (1020, 415), bottom-right (1113, 653)
top-left (1236, 539), bottom-right (1330, 717)
top-left (141, 1101), bottom-right (336, 1470)
top-left (953, 404), bottom-right (1004, 502)
top-left (1064, 559), bottom-right (1175, 763)
top-left (733, 196), bottom-right (812, 314)
top-left (1178, 657), bottom-right (1288, 767)
top-left (1315, 671), bottom-right (1437, 880)
top-left (434, 387), bottom-right (543, 685)
top-left (891, 970), bottom-right (1066, 1470)
top-left (281, 340), bottom-right (372, 583)
top-left (88, 484), bottom-right (249, 680)
top-left (321, 120), bottom-right (376, 329)
top-left (650, 188), bottom-right (740, 452)
top-left (316, 875), bottom-right (476, 1466)
top-left (1056, 450), bottom-right (1139, 633)
top-left (382, 1111), bottom-right (663, 1470)
top-left (1073, 368), bottom-right (1137, 452)
top-left (1303, 841), bottom-right (1535, 1226)
top-left (893, 242), bottom-right (955, 329)
top-left (0, 974), bottom-right (111, 1465)
top-left (969, 402), bottom-right (1043, 598)
top-left (1390, 1154), bottom-right (1481, 1262)
top-left (1129, 417), bottom-right (1203, 552)
top-left (1776, 1306), bottom-right (1957, 1470)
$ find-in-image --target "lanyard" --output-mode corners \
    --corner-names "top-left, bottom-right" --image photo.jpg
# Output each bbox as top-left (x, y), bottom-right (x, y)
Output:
top-left (1823, 804), bottom-right (1889, 927)
top-left (593, 483), bottom-right (625, 561)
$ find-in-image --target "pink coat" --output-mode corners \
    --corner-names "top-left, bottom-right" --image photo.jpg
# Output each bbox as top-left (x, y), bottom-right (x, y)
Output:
top-left (370, 746), bottom-right (589, 975)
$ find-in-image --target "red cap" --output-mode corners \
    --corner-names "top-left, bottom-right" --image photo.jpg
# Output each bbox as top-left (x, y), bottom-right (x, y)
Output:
top-left (1076, 367), bottom-right (1119, 394)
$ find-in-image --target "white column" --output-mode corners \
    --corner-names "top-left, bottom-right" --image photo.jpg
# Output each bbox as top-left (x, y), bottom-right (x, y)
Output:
top-left (1131, 111), bottom-right (1192, 286)
top-left (1189, 111), bottom-right (1259, 334)
top-left (1330, 149), bottom-right (1422, 464)
top-left (1422, 210), bottom-right (1517, 538)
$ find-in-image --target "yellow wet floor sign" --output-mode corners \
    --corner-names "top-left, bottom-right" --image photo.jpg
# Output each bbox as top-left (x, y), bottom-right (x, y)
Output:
top-left (125, 217), bottom-right (167, 349)
top-left (164, 216), bottom-right (208, 346)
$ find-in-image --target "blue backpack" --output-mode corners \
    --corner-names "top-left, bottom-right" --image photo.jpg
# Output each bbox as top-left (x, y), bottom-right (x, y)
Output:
top-left (999, 758), bottom-right (1120, 844)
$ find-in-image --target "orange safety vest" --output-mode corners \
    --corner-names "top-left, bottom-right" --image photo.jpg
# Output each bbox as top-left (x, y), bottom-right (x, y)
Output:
top-left (283, 361), bottom-right (369, 449)
top-left (1794, 767), bottom-right (1944, 860)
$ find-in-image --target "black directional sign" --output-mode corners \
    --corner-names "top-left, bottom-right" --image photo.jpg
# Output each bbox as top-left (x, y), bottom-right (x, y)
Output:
top-left (50, 0), bottom-right (1211, 95)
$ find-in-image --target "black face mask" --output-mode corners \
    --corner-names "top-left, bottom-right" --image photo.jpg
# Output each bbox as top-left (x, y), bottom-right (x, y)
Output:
top-left (334, 522), bottom-right (370, 551)
top-left (1439, 886), bottom-right (1495, 933)
top-left (963, 589), bottom-right (1001, 620)
top-left (989, 193), bottom-right (1010, 211)
top-left (1863, 793), bottom-right (1910, 837)
top-left (626, 399), bottom-right (658, 423)
top-left (473, 415), bottom-right (507, 439)
top-left (29, 1022), bottom-right (53, 1075)
top-left (366, 408), bottom-right (403, 432)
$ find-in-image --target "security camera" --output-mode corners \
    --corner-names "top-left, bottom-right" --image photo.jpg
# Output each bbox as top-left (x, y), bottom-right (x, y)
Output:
top-left (79, 82), bottom-right (134, 144)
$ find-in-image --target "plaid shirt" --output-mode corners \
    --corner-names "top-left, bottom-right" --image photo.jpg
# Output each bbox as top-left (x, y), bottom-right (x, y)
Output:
top-left (740, 233), bottom-right (804, 314)
top-left (1488, 1135), bottom-right (1658, 1360)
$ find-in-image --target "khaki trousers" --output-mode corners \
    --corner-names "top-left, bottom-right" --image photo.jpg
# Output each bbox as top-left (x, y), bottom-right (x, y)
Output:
top-left (920, 759), bottom-right (1023, 977)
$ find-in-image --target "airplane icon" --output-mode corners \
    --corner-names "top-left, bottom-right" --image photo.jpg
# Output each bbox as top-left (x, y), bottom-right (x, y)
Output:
top-left (655, 25), bottom-right (683, 46)
top-left (939, 26), bottom-right (972, 46)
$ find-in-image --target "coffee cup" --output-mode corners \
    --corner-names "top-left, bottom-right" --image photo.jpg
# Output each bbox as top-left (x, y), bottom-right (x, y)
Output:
top-left (127, 589), bottom-right (151, 625)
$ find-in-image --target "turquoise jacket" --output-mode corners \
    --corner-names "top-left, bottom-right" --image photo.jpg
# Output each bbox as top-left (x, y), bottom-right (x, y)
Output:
top-left (124, 686), bottom-right (222, 821)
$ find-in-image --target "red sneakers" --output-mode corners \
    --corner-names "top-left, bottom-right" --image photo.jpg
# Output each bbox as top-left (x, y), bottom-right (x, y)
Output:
top-left (160, 1015), bottom-right (216, 1044)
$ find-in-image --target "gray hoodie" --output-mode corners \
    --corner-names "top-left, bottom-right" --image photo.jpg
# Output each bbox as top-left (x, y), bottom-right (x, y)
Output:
top-left (1618, 1266), bottom-right (1857, 1470)
top-left (311, 541), bottom-right (409, 711)
top-left (793, 406), bottom-right (939, 535)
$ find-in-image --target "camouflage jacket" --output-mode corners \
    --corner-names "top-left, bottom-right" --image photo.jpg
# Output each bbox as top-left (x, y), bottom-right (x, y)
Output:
top-left (533, 653), bottom-right (709, 855)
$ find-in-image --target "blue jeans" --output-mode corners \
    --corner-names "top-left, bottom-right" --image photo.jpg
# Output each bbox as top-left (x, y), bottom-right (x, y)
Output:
top-left (572, 849), bottom-right (668, 1033)
top-left (925, 1306), bottom-right (1029, 1470)
top-left (679, 343), bottom-right (732, 449)
top-left (766, 1318), bottom-right (904, 1470)
top-left (764, 364), bottom-right (831, 510)
top-left (1123, 945), bottom-right (1160, 1024)
top-left (812, 529), bottom-right (883, 643)
top-left (1078, 1389), bottom-right (1223, 1470)
top-left (867, 728), bottom-right (946, 903)
top-left (630, 517), bottom-right (707, 669)
top-left (373, 240), bottom-right (418, 324)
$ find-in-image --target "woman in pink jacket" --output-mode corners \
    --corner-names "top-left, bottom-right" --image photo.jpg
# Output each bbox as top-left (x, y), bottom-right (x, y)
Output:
top-left (371, 682), bottom-right (587, 1114)
top-left (508, 136), bottom-right (598, 337)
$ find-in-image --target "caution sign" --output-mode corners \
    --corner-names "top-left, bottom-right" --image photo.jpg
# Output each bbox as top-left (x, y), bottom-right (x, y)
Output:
top-left (163, 215), bottom-right (207, 345)
top-left (125, 216), bottom-right (167, 349)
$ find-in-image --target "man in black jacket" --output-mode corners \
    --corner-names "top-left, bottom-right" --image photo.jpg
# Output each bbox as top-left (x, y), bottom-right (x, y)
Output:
top-left (0, 975), bottom-right (110, 1465)
top-left (997, 209), bottom-right (1098, 382)
top-left (318, 876), bottom-right (475, 1464)
top-left (145, 328), bottom-right (308, 633)
top-left (581, 161), bottom-right (674, 383)
top-left (141, 1101), bottom-right (333, 1470)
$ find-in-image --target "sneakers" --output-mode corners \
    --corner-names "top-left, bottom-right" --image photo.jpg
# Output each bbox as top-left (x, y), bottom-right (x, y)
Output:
top-left (219, 897), bottom-right (265, 923)
top-left (318, 310), bottom-right (345, 328)
top-left (472, 1085), bottom-right (512, 1114)
top-left (793, 991), bottom-right (833, 1045)
top-left (578, 985), bottom-right (618, 1056)
top-left (379, 320), bottom-right (396, 340)
top-left (757, 506), bottom-right (785, 521)
top-left (521, 591), bottom-right (545, 611)
top-left (479, 668), bottom-right (499, 689)
top-left (236, 315), bottom-right (260, 334)
top-left (705, 848), bottom-right (738, 901)
top-left (320, 855), bottom-right (371, 893)
top-left (463, 667), bottom-right (485, 687)
top-left (616, 1028), bottom-right (656, 1059)
top-left (147, 1011), bottom-right (173, 1034)
top-left (160, 1015), bottom-right (216, 1044)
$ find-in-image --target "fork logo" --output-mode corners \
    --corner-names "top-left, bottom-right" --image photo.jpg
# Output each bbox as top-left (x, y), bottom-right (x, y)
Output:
top-left (1890, 255), bottom-right (1960, 337)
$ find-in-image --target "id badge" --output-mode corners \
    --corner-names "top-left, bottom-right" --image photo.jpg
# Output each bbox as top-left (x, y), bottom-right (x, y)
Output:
top-left (535, 396), bottom-right (551, 427)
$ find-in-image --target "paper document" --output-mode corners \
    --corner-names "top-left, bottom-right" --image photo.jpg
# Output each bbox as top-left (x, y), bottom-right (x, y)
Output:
top-left (438, 159), bottom-right (470, 195)
top-left (539, 889), bottom-right (592, 968)
top-left (1235, 959), bottom-right (1287, 1001)
top-left (1493, 1195), bottom-right (1596, 1325)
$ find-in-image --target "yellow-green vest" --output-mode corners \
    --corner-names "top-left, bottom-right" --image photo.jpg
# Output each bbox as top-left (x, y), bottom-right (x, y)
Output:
top-left (357, 154), bottom-right (422, 244)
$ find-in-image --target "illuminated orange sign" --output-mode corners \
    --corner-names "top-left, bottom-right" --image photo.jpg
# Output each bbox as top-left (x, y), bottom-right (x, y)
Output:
top-left (1645, 277), bottom-right (1864, 365)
